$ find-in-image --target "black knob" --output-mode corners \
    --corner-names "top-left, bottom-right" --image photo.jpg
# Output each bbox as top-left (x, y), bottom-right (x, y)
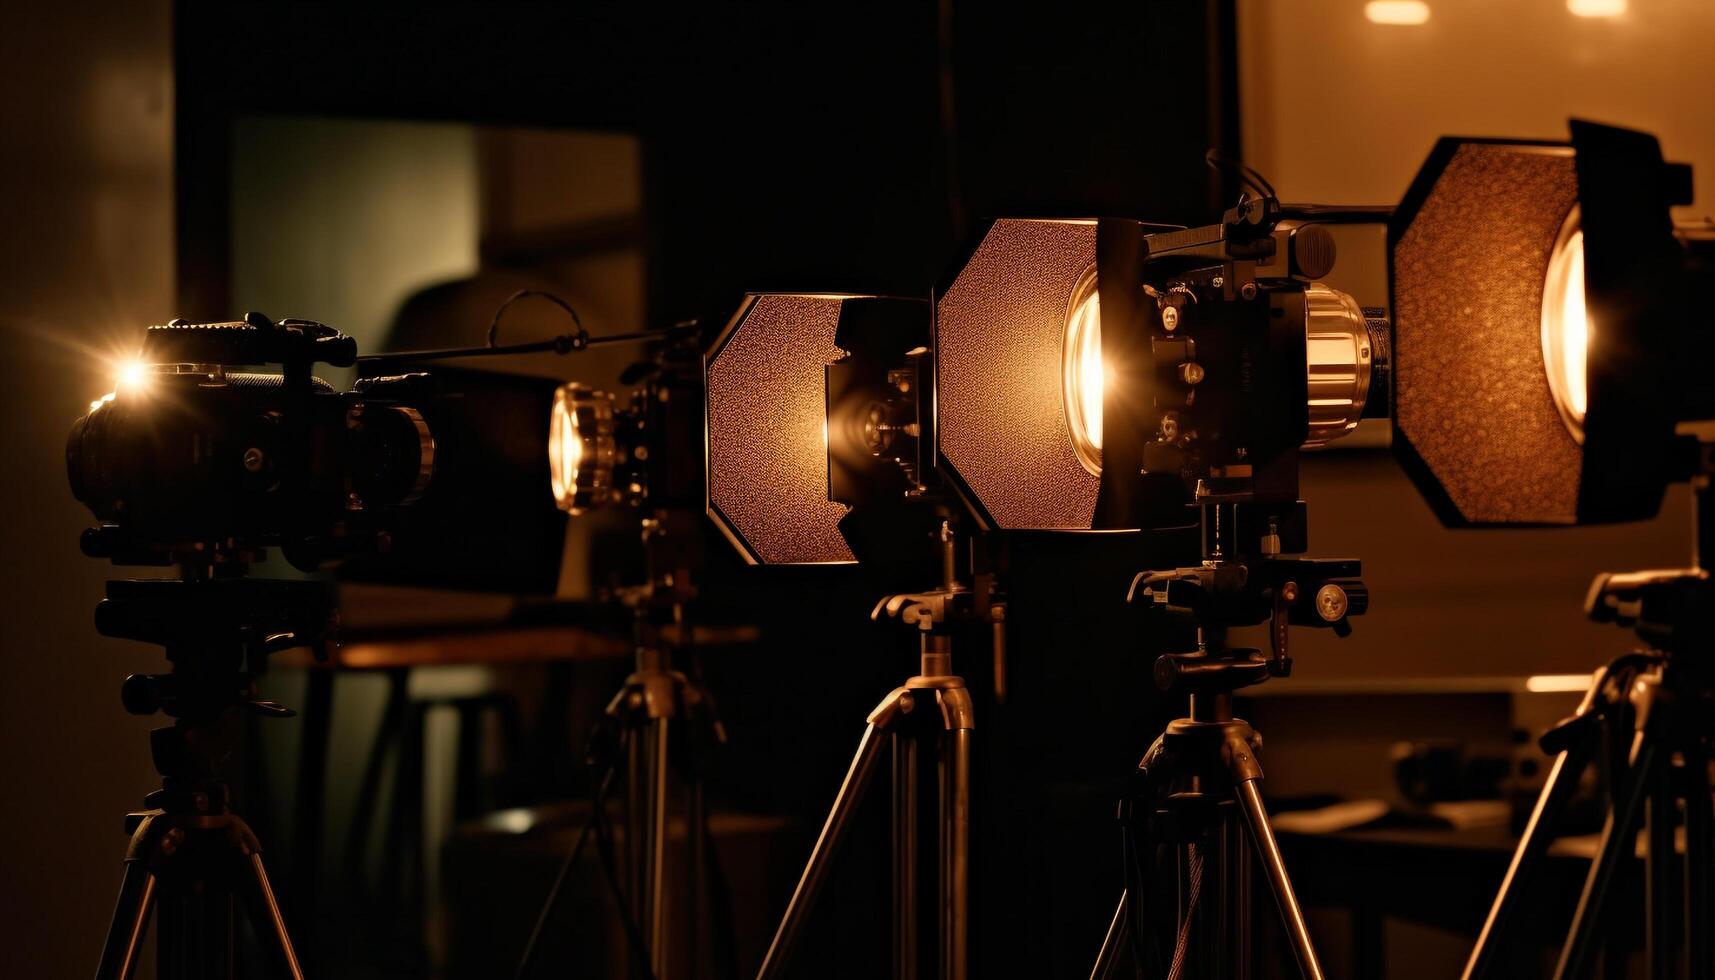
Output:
top-left (120, 673), bottom-right (160, 715)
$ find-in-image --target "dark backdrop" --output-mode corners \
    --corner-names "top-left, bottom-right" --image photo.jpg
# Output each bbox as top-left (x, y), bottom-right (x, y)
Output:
top-left (172, 3), bottom-right (1235, 977)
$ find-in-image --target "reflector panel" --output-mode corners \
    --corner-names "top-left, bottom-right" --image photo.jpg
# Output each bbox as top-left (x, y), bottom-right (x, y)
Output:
top-left (1391, 141), bottom-right (1582, 525)
top-left (935, 219), bottom-right (1100, 529)
top-left (705, 294), bottom-right (855, 564)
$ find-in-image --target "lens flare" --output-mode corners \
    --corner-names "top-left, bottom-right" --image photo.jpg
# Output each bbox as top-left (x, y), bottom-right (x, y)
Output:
top-left (1062, 271), bottom-right (1105, 475)
top-left (1541, 208), bottom-right (1590, 442)
top-left (114, 357), bottom-right (150, 394)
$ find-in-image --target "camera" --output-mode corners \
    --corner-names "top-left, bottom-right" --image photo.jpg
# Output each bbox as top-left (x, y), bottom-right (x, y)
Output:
top-left (67, 312), bottom-right (568, 591)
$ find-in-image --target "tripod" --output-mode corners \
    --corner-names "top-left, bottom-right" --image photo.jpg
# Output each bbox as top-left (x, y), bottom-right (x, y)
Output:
top-left (1462, 564), bottom-right (1714, 980)
top-left (756, 520), bottom-right (994, 980)
top-left (515, 512), bottom-right (730, 980)
top-left (1090, 499), bottom-right (1366, 980)
top-left (605, 609), bottom-right (728, 980)
top-left (92, 574), bottom-right (333, 980)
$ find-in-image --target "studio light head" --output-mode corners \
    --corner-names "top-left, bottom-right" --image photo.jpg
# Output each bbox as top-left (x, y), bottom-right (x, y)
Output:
top-left (1390, 118), bottom-right (1714, 526)
top-left (547, 340), bottom-right (703, 518)
top-left (932, 210), bottom-right (1384, 537)
top-left (704, 293), bottom-right (935, 566)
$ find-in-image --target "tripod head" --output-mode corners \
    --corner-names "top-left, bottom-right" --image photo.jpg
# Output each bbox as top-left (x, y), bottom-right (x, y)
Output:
top-left (871, 519), bottom-right (1003, 684)
top-left (97, 572), bottom-right (335, 805)
top-left (1129, 490), bottom-right (1367, 705)
top-left (1586, 567), bottom-right (1714, 660)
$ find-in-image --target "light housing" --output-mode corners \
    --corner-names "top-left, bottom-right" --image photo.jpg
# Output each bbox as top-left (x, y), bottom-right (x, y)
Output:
top-left (704, 293), bottom-right (931, 565)
top-left (1389, 120), bottom-right (1699, 526)
top-left (933, 218), bottom-right (1183, 530)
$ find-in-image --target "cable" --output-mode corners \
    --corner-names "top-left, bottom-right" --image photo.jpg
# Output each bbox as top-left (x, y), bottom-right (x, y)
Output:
top-left (1204, 149), bottom-right (1277, 204)
top-left (1164, 844), bottom-right (1205, 980)
top-left (486, 289), bottom-right (587, 350)
top-left (356, 291), bottom-right (696, 365)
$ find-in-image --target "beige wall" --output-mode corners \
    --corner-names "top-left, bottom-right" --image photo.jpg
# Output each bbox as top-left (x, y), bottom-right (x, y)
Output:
top-left (0, 3), bottom-right (173, 977)
top-left (1239, 0), bottom-right (1715, 219)
top-left (1238, 0), bottom-right (1714, 684)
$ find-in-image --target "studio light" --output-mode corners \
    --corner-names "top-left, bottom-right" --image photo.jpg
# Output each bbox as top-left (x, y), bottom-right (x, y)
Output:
top-left (704, 292), bottom-right (931, 565)
top-left (933, 213), bottom-right (1380, 534)
top-left (1389, 119), bottom-right (1712, 526)
top-left (933, 218), bottom-right (1180, 530)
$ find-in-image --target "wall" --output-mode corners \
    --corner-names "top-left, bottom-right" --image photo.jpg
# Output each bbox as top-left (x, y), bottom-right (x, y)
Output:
top-left (1238, 0), bottom-right (1715, 684)
top-left (1238, 0), bottom-right (1715, 219)
top-left (0, 2), bottom-right (173, 977)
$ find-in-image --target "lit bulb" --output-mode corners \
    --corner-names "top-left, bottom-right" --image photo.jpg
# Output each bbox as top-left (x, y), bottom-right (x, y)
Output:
top-left (1541, 208), bottom-right (1590, 442)
top-left (1062, 274), bottom-right (1105, 475)
top-left (549, 385), bottom-right (584, 510)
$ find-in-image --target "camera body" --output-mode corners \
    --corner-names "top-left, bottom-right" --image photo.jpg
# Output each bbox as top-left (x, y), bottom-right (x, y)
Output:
top-left (1096, 210), bottom-right (1382, 537)
top-left (69, 314), bottom-right (568, 592)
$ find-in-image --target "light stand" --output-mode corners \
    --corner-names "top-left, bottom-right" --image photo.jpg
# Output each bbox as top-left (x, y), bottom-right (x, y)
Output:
top-left (1462, 448), bottom-right (1715, 980)
top-left (1090, 491), bottom-right (1366, 980)
top-left (756, 519), bottom-right (996, 980)
top-left (514, 511), bottom-right (728, 980)
top-left (607, 513), bottom-right (728, 980)
top-left (90, 570), bottom-right (333, 980)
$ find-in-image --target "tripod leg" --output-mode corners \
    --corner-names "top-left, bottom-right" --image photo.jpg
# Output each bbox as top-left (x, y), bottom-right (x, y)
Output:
top-left (94, 860), bottom-right (158, 980)
top-left (755, 692), bottom-right (905, 980)
top-left (1241, 813), bottom-right (1255, 980)
top-left (627, 717), bottom-right (644, 925)
top-left (895, 731), bottom-right (919, 980)
top-left (243, 851), bottom-right (307, 980)
top-left (1088, 892), bottom-right (1129, 980)
top-left (648, 715), bottom-right (672, 980)
top-left (1648, 752), bottom-right (1680, 980)
top-left (689, 772), bottom-right (707, 980)
top-left (940, 726), bottom-right (970, 980)
top-left (1462, 741), bottom-right (1598, 980)
top-left (1686, 738), bottom-right (1711, 980)
top-left (1235, 779), bottom-right (1325, 980)
top-left (1554, 737), bottom-right (1662, 980)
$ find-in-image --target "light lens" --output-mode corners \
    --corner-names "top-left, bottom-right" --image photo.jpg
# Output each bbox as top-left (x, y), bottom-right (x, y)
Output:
top-left (1541, 207), bottom-right (1590, 443)
top-left (548, 385), bottom-right (584, 511)
top-left (1063, 269), bottom-right (1105, 475)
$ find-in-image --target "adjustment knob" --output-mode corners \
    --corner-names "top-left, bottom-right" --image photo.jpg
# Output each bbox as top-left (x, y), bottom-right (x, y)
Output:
top-left (121, 673), bottom-right (160, 716)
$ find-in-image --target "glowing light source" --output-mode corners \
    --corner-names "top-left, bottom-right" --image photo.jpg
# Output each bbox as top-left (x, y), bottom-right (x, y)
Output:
top-left (1567, 0), bottom-right (1625, 17)
top-left (1541, 208), bottom-right (1590, 442)
top-left (549, 384), bottom-right (594, 512)
top-left (1526, 673), bottom-right (1595, 693)
top-left (1365, 1), bottom-right (1431, 25)
top-left (1062, 271), bottom-right (1105, 475)
top-left (114, 357), bottom-right (150, 393)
